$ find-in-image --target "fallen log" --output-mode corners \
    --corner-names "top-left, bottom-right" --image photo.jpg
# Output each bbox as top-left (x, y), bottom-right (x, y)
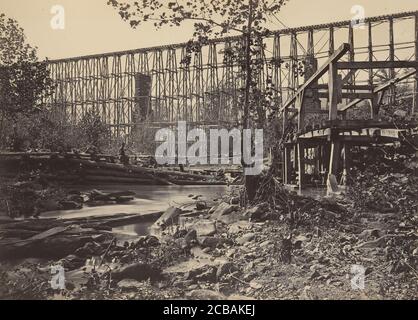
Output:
top-left (83, 175), bottom-right (156, 185)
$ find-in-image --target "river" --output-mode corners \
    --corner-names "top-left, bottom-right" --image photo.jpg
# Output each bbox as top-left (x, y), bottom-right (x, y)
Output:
top-left (41, 184), bottom-right (235, 237)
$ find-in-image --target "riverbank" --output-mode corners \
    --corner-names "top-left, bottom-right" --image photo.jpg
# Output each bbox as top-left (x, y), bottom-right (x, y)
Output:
top-left (1, 170), bottom-right (417, 300)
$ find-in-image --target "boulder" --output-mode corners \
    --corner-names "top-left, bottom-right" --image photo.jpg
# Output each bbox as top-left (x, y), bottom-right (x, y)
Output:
top-left (196, 201), bottom-right (207, 210)
top-left (230, 197), bottom-right (240, 205)
top-left (243, 203), bottom-right (269, 221)
top-left (186, 289), bottom-right (226, 300)
top-left (152, 207), bottom-right (182, 229)
top-left (188, 266), bottom-right (217, 283)
top-left (117, 279), bottom-right (144, 291)
top-left (212, 202), bottom-right (239, 219)
top-left (59, 254), bottom-right (85, 270)
top-left (112, 263), bottom-right (162, 282)
top-left (184, 229), bottom-right (198, 245)
top-left (192, 220), bottom-right (217, 237)
top-left (74, 241), bottom-right (103, 258)
top-left (198, 236), bottom-right (224, 249)
top-left (228, 221), bottom-right (252, 234)
top-left (216, 262), bottom-right (235, 279)
top-left (236, 233), bottom-right (256, 245)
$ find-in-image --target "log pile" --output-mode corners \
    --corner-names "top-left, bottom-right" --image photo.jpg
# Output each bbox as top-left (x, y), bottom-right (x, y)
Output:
top-left (0, 153), bottom-right (229, 186)
top-left (0, 211), bottom-right (163, 259)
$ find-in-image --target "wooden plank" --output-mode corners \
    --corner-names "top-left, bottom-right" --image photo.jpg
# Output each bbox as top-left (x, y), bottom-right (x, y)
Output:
top-left (328, 62), bottom-right (339, 120)
top-left (415, 12), bottom-right (418, 114)
top-left (336, 61), bottom-right (418, 70)
top-left (280, 43), bottom-right (350, 113)
top-left (311, 84), bottom-right (372, 90)
top-left (317, 92), bottom-right (374, 99)
top-left (338, 70), bottom-right (417, 111)
top-left (297, 142), bottom-right (305, 192)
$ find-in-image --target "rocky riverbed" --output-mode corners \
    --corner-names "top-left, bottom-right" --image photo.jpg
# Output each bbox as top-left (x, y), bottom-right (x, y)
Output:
top-left (1, 170), bottom-right (417, 300)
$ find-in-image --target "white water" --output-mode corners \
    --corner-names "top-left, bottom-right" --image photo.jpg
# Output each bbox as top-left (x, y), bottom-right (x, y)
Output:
top-left (42, 184), bottom-right (233, 220)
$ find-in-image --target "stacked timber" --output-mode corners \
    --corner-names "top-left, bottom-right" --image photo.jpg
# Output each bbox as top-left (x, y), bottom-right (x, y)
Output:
top-left (0, 153), bottom-right (229, 186)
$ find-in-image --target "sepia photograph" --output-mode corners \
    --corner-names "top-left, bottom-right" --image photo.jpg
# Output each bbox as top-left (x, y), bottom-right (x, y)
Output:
top-left (0, 0), bottom-right (417, 305)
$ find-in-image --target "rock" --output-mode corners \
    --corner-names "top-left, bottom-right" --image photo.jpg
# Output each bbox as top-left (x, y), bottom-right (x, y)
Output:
top-left (216, 262), bottom-right (235, 279)
top-left (112, 263), bottom-right (162, 282)
top-left (66, 194), bottom-right (84, 203)
top-left (59, 255), bottom-right (85, 270)
top-left (212, 202), bottom-right (239, 219)
top-left (259, 240), bottom-right (272, 248)
top-left (152, 207), bottom-right (182, 229)
top-left (59, 201), bottom-right (83, 210)
top-left (187, 289), bottom-right (226, 300)
top-left (243, 203), bottom-right (269, 221)
top-left (225, 249), bottom-right (236, 258)
top-left (228, 294), bottom-right (255, 300)
top-left (184, 229), bottom-right (198, 245)
top-left (358, 229), bottom-right (382, 240)
top-left (230, 197), bottom-right (240, 205)
top-left (393, 109), bottom-right (408, 118)
top-left (189, 266), bottom-right (217, 283)
top-left (228, 221), bottom-right (252, 234)
top-left (37, 199), bottom-right (60, 212)
top-left (192, 220), bottom-right (217, 237)
top-left (310, 270), bottom-right (321, 279)
top-left (236, 233), bottom-right (256, 245)
top-left (198, 236), bottom-right (224, 249)
top-left (40, 236), bottom-right (93, 259)
top-left (74, 242), bottom-right (103, 258)
top-left (143, 235), bottom-right (160, 247)
top-left (299, 286), bottom-right (315, 300)
top-left (117, 279), bottom-right (144, 291)
top-left (293, 235), bottom-right (309, 249)
top-left (196, 201), bottom-right (207, 210)
top-left (249, 280), bottom-right (263, 290)
top-left (356, 236), bottom-right (387, 249)
top-left (412, 248), bottom-right (418, 257)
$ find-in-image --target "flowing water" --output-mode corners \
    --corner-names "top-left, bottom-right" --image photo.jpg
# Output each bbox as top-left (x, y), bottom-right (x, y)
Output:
top-left (42, 184), bottom-right (235, 237)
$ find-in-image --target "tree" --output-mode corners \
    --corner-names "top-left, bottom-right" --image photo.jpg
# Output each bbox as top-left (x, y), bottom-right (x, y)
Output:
top-left (108, 0), bottom-right (289, 202)
top-left (0, 14), bottom-right (53, 149)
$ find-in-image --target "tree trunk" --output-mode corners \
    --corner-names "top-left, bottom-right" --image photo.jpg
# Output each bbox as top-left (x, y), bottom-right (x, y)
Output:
top-left (242, 0), bottom-right (257, 204)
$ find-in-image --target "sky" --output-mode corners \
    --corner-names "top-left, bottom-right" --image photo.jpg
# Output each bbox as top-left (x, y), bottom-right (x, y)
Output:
top-left (1, 0), bottom-right (418, 60)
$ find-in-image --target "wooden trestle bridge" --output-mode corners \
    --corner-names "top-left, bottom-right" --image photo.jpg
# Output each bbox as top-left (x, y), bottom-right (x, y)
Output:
top-left (41, 10), bottom-right (418, 190)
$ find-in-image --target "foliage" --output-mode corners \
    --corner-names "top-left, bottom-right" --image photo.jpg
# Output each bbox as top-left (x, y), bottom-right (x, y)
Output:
top-left (77, 110), bottom-right (111, 152)
top-left (0, 14), bottom-right (53, 120)
top-left (0, 14), bottom-right (55, 151)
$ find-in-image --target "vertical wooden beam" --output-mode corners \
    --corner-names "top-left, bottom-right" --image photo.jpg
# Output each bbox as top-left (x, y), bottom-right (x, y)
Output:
top-left (298, 141), bottom-right (305, 193)
top-left (389, 18), bottom-right (395, 107)
top-left (341, 143), bottom-right (351, 185)
top-left (290, 33), bottom-right (299, 92)
top-left (414, 13), bottom-right (418, 114)
top-left (328, 141), bottom-right (341, 183)
top-left (283, 146), bottom-right (291, 184)
top-left (297, 91), bottom-right (306, 131)
top-left (282, 106), bottom-right (289, 184)
top-left (329, 26), bottom-right (335, 56)
top-left (368, 21), bottom-right (375, 118)
top-left (273, 35), bottom-right (283, 109)
top-left (345, 24), bottom-right (355, 120)
top-left (328, 62), bottom-right (340, 192)
top-left (328, 62), bottom-right (339, 120)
